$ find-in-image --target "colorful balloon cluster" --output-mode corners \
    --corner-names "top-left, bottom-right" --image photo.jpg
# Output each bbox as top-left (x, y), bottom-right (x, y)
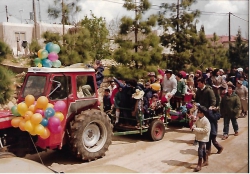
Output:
top-left (10, 95), bottom-right (66, 139)
top-left (34, 42), bottom-right (61, 68)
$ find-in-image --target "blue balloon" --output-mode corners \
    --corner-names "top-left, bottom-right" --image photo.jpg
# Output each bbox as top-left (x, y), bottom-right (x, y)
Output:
top-left (40, 118), bottom-right (49, 127)
top-left (44, 107), bottom-right (55, 118)
top-left (45, 42), bottom-right (53, 53)
top-left (42, 58), bottom-right (52, 68)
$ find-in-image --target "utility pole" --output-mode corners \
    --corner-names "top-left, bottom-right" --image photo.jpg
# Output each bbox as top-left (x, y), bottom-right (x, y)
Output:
top-left (134, 0), bottom-right (138, 53)
top-left (62, 0), bottom-right (65, 36)
top-left (5, 5), bottom-right (9, 22)
top-left (177, 0), bottom-right (179, 33)
top-left (33, 0), bottom-right (38, 41)
top-left (38, 0), bottom-right (42, 22)
top-left (228, 12), bottom-right (231, 60)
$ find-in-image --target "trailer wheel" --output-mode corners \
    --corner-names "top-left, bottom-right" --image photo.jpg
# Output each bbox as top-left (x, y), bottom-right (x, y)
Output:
top-left (70, 109), bottom-right (113, 161)
top-left (0, 152), bottom-right (16, 158)
top-left (148, 119), bottom-right (165, 141)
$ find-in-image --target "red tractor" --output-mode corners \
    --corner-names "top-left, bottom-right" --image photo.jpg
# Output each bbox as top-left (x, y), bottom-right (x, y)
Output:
top-left (0, 67), bottom-right (113, 161)
top-left (0, 66), bottom-right (168, 161)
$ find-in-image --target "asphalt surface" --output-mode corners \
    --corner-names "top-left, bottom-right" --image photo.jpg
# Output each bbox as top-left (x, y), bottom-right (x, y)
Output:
top-left (26, 114), bottom-right (249, 173)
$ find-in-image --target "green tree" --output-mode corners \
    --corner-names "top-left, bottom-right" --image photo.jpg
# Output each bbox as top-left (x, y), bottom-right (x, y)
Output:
top-left (158, 0), bottom-right (201, 73)
top-left (0, 67), bottom-right (14, 104)
top-left (0, 40), bottom-right (12, 63)
top-left (80, 12), bottom-right (111, 60)
top-left (47, 0), bottom-right (81, 25)
top-left (228, 29), bottom-right (249, 68)
top-left (110, 0), bottom-right (163, 79)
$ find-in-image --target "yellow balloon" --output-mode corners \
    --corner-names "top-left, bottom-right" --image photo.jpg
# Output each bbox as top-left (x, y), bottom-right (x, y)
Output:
top-left (25, 95), bottom-right (35, 107)
top-left (54, 112), bottom-right (64, 121)
top-left (11, 117), bottom-right (23, 128)
top-left (24, 120), bottom-right (34, 132)
top-left (40, 127), bottom-right (51, 139)
top-left (37, 49), bottom-right (43, 58)
top-left (34, 124), bottom-right (45, 135)
top-left (36, 96), bottom-right (49, 110)
top-left (29, 129), bottom-right (37, 136)
top-left (151, 83), bottom-right (161, 91)
top-left (45, 103), bottom-right (54, 110)
top-left (28, 104), bottom-right (36, 113)
top-left (24, 111), bottom-right (33, 121)
top-left (17, 103), bottom-right (28, 116)
top-left (37, 63), bottom-right (42, 67)
top-left (30, 113), bottom-right (43, 125)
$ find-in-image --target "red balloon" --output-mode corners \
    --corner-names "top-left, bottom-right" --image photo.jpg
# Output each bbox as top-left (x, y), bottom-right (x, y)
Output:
top-left (48, 117), bottom-right (61, 133)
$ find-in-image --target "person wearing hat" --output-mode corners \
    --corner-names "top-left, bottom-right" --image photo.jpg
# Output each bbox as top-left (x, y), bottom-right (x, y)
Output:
top-left (191, 105), bottom-right (211, 172)
top-left (235, 79), bottom-right (248, 117)
top-left (132, 89), bottom-right (145, 128)
top-left (220, 82), bottom-right (241, 140)
top-left (158, 68), bottom-right (177, 107)
top-left (148, 72), bottom-right (157, 84)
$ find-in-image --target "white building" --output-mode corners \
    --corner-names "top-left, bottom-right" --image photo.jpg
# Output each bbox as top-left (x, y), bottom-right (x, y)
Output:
top-left (0, 22), bottom-right (73, 57)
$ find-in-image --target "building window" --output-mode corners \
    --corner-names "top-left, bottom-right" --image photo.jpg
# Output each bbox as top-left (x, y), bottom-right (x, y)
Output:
top-left (15, 32), bottom-right (26, 41)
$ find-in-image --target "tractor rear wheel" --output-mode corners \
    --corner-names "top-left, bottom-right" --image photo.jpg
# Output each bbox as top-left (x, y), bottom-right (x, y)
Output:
top-left (70, 109), bottom-right (113, 161)
top-left (148, 119), bottom-right (165, 141)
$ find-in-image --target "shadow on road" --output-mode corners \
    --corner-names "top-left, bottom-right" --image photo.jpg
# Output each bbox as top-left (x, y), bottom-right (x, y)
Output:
top-left (180, 149), bottom-right (197, 156)
top-left (162, 159), bottom-right (196, 170)
top-left (170, 139), bottom-right (194, 145)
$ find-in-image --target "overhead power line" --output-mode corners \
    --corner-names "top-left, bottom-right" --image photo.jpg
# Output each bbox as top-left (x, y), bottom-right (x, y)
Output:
top-left (231, 13), bottom-right (249, 22)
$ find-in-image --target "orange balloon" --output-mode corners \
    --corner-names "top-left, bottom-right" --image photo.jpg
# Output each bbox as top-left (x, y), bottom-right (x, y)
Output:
top-left (17, 103), bottom-right (28, 116)
top-left (45, 103), bottom-right (54, 110)
top-left (54, 112), bottom-right (64, 121)
top-left (30, 113), bottom-right (43, 125)
top-left (24, 120), bottom-right (34, 132)
top-left (24, 111), bottom-right (33, 121)
top-left (34, 124), bottom-right (45, 135)
top-left (28, 104), bottom-right (36, 113)
top-left (40, 127), bottom-right (51, 139)
top-left (19, 119), bottom-right (26, 131)
top-left (25, 95), bottom-right (35, 107)
top-left (11, 117), bottom-right (23, 128)
top-left (37, 49), bottom-right (43, 58)
top-left (36, 96), bottom-right (49, 110)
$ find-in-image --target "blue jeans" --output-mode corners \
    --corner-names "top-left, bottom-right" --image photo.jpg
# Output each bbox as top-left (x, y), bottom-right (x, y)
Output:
top-left (223, 117), bottom-right (239, 135)
top-left (198, 141), bottom-right (206, 158)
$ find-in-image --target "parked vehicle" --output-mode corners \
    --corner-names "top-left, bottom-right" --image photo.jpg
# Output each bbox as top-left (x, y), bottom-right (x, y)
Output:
top-left (0, 66), bottom-right (168, 161)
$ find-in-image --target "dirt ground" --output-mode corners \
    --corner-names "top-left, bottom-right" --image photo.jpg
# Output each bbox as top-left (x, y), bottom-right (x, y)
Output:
top-left (26, 115), bottom-right (249, 173)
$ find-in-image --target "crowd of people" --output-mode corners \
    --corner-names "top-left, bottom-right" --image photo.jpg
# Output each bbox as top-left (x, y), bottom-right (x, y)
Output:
top-left (101, 65), bottom-right (248, 172)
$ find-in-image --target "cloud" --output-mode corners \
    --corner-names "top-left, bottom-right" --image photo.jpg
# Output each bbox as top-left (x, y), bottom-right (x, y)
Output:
top-left (77, 0), bottom-right (134, 23)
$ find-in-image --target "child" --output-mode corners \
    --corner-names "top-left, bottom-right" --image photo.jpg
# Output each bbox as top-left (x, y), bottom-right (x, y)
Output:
top-left (103, 88), bottom-right (111, 112)
top-left (132, 89), bottom-right (145, 128)
top-left (187, 101), bottom-right (200, 145)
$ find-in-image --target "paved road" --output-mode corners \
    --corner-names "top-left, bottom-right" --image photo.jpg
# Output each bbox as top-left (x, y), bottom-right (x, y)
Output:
top-left (26, 115), bottom-right (249, 173)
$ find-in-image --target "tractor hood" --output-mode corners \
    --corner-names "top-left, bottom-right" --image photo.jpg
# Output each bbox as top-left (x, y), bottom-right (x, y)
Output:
top-left (0, 110), bottom-right (13, 129)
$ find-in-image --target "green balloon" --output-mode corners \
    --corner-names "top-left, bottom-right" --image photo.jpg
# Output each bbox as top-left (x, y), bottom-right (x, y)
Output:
top-left (40, 50), bottom-right (49, 59)
top-left (34, 58), bottom-right (41, 66)
top-left (11, 106), bottom-right (21, 116)
top-left (49, 44), bottom-right (60, 54)
top-left (52, 60), bottom-right (61, 68)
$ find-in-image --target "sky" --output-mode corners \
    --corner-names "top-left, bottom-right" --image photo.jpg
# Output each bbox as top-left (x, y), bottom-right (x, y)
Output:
top-left (0, 0), bottom-right (249, 38)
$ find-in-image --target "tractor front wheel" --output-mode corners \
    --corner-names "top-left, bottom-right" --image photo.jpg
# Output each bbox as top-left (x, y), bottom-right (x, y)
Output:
top-left (70, 109), bottom-right (113, 161)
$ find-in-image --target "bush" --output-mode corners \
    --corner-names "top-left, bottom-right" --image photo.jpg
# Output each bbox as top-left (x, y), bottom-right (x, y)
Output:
top-left (0, 66), bottom-right (14, 104)
top-left (0, 40), bottom-right (12, 63)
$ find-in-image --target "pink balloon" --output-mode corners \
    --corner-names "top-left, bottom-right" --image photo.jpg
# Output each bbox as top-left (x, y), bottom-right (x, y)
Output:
top-left (35, 109), bottom-right (44, 116)
top-left (48, 52), bottom-right (59, 62)
top-left (48, 117), bottom-right (61, 133)
top-left (54, 101), bottom-right (66, 112)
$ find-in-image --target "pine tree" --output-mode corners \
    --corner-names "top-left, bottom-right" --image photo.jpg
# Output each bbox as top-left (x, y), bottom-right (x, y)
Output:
top-left (110, 0), bottom-right (163, 79)
top-left (158, 0), bottom-right (201, 73)
top-left (228, 29), bottom-right (249, 68)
